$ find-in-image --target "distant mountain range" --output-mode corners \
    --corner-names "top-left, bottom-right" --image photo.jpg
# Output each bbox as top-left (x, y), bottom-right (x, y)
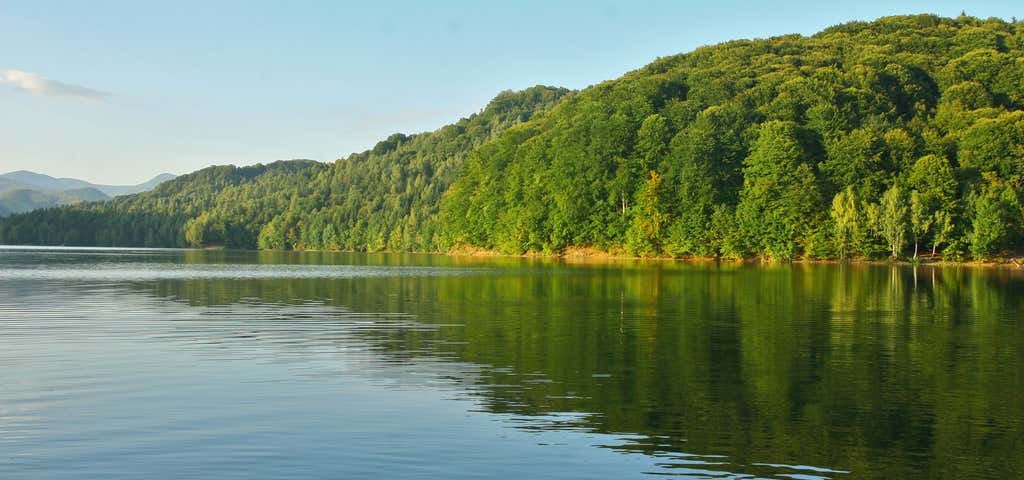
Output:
top-left (0, 170), bottom-right (176, 217)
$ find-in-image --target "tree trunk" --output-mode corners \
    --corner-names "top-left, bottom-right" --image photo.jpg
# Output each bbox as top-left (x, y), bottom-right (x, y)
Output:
top-left (914, 241), bottom-right (918, 259)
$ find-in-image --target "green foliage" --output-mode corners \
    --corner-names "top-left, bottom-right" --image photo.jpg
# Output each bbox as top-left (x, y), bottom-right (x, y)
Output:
top-left (969, 174), bottom-right (1023, 258)
top-left (907, 154), bottom-right (959, 212)
top-left (440, 14), bottom-right (1024, 261)
top-left (736, 121), bottom-right (825, 259)
top-left (4, 15), bottom-right (1024, 261)
top-left (958, 111), bottom-right (1024, 180)
top-left (909, 190), bottom-right (933, 258)
top-left (625, 171), bottom-right (668, 256)
top-left (931, 209), bottom-right (955, 256)
top-left (880, 186), bottom-right (909, 259)
top-left (2, 88), bottom-right (568, 250)
top-left (635, 114), bottom-right (671, 171)
top-left (0, 161), bottom-right (321, 247)
top-left (831, 187), bottom-right (859, 259)
top-left (663, 103), bottom-right (749, 257)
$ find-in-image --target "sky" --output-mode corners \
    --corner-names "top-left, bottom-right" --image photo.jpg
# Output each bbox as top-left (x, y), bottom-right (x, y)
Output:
top-left (0, 1), bottom-right (1019, 185)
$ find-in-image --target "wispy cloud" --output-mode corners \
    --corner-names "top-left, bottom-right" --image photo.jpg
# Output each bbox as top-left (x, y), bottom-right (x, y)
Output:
top-left (0, 69), bottom-right (109, 101)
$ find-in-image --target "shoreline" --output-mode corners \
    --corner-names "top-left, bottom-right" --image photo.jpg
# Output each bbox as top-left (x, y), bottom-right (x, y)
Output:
top-left (442, 245), bottom-right (1024, 269)
top-left (4, 243), bottom-right (1022, 269)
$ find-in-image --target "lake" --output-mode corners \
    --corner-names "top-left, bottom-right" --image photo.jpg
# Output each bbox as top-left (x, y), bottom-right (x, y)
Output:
top-left (0, 247), bottom-right (1021, 479)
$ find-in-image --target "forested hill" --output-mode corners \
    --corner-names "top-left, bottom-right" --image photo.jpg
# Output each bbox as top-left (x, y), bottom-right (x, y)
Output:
top-left (442, 14), bottom-right (1024, 260)
top-left (0, 160), bottom-right (326, 247)
top-left (0, 86), bottom-right (569, 249)
top-left (2, 15), bottom-right (1023, 260)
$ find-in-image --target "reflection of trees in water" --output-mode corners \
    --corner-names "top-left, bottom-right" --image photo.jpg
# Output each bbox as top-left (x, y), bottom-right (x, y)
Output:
top-left (129, 262), bottom-right (1024, 480)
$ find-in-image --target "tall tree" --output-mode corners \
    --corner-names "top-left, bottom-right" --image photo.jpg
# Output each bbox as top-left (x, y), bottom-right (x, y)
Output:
top-left (831, 187), bottom-right (859, 259)
top-left (879, 186), bottom-right (908, 259)
top-left (909, 190), bottom-right (932, 259)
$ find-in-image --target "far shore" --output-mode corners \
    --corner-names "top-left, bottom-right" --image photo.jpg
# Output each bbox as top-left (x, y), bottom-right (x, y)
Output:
top-left (442, 245), bottom-right (1024, 269)
top-left (4, 243), bottom-right (1023, 269)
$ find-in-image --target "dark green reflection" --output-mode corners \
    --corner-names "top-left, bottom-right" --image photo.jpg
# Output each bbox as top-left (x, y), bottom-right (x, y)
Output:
top-left (136, 252), bottom-right (1024, 480)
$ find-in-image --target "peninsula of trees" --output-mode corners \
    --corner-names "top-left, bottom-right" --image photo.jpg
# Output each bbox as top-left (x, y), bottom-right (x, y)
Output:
top-left (2, 14), bottom-right (1023, 261)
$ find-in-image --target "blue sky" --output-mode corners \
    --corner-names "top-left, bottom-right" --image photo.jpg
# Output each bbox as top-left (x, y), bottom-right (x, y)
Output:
top-left (0, 1), bottom-right (1019, 184)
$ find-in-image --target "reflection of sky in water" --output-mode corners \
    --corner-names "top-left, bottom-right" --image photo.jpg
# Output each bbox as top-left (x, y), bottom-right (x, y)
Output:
top-left (0, 262), bottom-right (488, 281)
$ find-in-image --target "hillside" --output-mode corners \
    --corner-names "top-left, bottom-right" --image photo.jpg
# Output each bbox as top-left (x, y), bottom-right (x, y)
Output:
top-left (0, 188), bottom-right (103, 217)
top-left (2, 14), bottom-right (1023, 260)
top-left (0, 161), bottom-right (323, 246)
top-left (0, 86), bottom-right (568, 248)
top-left (441, 14), bottom-right (1024, 260)
top-left (0, 185), bottom-right (111, 218)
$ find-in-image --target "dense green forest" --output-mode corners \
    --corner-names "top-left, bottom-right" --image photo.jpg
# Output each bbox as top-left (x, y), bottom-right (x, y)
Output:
top-left (2, 14), bottom-right (1023, 260)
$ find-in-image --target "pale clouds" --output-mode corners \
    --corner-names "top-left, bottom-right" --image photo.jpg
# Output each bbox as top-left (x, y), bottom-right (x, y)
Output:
top-left (0, 69), bottom-right (109, 100)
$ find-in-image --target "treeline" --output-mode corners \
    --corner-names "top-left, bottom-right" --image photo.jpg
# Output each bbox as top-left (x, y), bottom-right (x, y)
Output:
top-left (0, 161), bottom-right (325, 247)
top-left (2, 14), bottom-right (1023, 260)
top-left (255, 86), bottom-right (569, 251)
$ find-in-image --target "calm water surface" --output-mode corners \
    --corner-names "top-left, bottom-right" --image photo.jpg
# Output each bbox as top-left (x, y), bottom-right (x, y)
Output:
top-left (0, 247), bottom-right (1022, 479)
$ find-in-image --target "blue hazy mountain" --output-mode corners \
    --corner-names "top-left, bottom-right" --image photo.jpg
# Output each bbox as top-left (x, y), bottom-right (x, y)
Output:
top-left (0, 171), bottom-right (177, 197)
top-left (0, 171), bottom-right (176, 217)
